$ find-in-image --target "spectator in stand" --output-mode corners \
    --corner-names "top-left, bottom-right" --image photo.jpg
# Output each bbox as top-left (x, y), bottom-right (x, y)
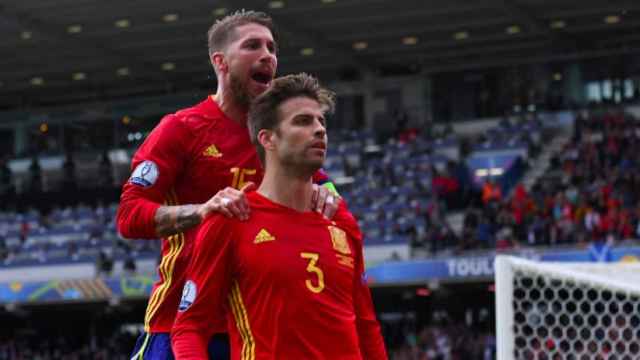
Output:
top-left (19, 221), bottom-right (29, 245)
top-left (28, 156), bottom-right (42, 193)
top-left (432, 164), bottom-right (460, 209)
top-left (95, 250), bottom-right (113, 278)
top-left (62, 152), bottom-right (77, 192)
top-left (67, 240), bottom-right (79, 261)
top-left (99, 151), bottom-right (114, 189)
top-left (0, 235), bottom-right (7, 262)
top-left (123, 252), bottom-right (137, 275)
top-left (0, 157), bottom-right (13, 199)
top-left (482, 179), bottom-right (502, 205)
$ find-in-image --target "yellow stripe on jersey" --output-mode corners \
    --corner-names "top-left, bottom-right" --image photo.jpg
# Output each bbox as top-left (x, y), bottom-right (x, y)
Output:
top-left (145, 190), bottom-right (184, 328)
top-left (229, 281), bottom-right (255, 360)
top-left (144, 233), bottom-right (179, 330)
top-left (143, 190), bottom-right (176, 330)
top-left (228, 286), bottom-right (249, 360)
top-left (143, 189), bottom-right (186, 332)
top-left (143, 193), bottom-right (175, 331)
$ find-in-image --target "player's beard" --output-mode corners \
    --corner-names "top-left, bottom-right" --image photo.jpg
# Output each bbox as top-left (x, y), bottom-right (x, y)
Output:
top-left (282, 157), bottom-right (321, 180)
top-left (229, 73), bottom-right (252, 111)
top-left (278, 142), bottom-right (324, 179)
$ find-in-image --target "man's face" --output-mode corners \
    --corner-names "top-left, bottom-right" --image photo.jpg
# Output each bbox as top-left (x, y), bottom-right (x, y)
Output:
top-left (216, 23), bottom-right (277, 109)
top-left (272, 96), bottom-right (328, 173)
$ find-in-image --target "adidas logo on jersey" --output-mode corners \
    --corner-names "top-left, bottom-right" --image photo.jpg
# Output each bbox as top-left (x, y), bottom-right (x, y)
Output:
top-left (254, 229), bottom-right (276, 244)
top-left (203, 144), bottom-right (222, 157)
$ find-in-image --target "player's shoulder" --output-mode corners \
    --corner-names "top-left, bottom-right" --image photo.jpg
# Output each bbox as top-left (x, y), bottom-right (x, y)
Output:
top-left (330, 205), bottom-right (363, 246)
top-left (168, 97), bottom-right (222, 129)
top-left (201, 212), bottom-right (238, 233)
top-left (196, 213), bottom-right (237, 246)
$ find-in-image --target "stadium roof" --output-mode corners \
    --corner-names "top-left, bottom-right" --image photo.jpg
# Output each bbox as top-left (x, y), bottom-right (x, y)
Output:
top-left (1, 0), bottom-right (639, 109)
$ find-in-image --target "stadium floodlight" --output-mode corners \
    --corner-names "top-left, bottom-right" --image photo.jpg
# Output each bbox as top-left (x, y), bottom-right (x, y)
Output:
top-left (162, 62), bottom-right (175, 71)
top-left (453, 31), bottom-right (469, 40)
top-left (116, 67), bottom-right (130, 77)
top-left (506, 25), bottom-right (521, 35)
top-left (162, 13), bottom-right (179, 23)
top-left (495, 256), bottom-right (640, 360)
top-left (353, 41), bottom-right (368, 50)
top-left (604, 15), bottom-right (621, 24)
top-left (30, 77), bottom-right (44, 86)
top-left (269, 1), bottom-right (285, 9)
top-left (213, 8), bottom-right (227, 16)
top-left (300, 48), bottom-right (314, 56)
top-left (115, 19), bottom-right (131, 28)
top-left (402, 36), bottom-right (418, 45)
top-left (67, 25), bottom-right (83, 34)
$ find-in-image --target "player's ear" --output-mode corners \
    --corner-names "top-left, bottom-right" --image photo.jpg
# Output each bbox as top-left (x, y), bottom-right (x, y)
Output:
top-left (211, 52), bottom-right (227, 74)
top-left (258, 129), bottom-right (276, 152)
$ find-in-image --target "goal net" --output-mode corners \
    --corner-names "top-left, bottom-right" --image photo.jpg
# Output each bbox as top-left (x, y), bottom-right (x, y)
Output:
top-left (495, 255), bottom-right (640, 360)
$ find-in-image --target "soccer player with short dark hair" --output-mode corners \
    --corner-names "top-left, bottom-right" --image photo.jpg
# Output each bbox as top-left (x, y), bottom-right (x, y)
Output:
top-left (118, 11), bottom-right (340, 359)
top-left (171, 73), bottom-right (387, 359)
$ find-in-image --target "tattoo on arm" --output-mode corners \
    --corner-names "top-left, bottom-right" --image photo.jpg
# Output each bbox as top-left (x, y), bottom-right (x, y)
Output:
top-left (154, 205), bottom-right (202, 238)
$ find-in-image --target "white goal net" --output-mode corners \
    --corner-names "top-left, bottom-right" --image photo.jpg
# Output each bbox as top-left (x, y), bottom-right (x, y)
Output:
top-left (495, 256), bottom-right (640, 360)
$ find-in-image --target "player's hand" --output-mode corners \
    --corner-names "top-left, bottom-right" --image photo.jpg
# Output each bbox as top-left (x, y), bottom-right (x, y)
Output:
top-left (312, 184), bottom-right (340, 219)
top-left (199, 182), bottom-right (256, 221)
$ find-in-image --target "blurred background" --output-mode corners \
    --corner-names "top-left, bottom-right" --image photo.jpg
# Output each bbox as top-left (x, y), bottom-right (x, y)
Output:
top-left (1, 0), bottom-right (640, 358)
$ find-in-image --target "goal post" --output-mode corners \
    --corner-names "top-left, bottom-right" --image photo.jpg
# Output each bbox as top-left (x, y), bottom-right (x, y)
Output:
top-left (495, 255), bottom-right (640, 360)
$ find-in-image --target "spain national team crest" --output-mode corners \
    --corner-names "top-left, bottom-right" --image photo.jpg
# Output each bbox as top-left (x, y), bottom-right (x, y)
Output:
top-left (328, 226), bottom-right (350, 255)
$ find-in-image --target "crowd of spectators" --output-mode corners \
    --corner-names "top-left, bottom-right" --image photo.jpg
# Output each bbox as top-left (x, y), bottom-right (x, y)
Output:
top-left (458, 108), bottom-right (640, 255)
top-left (383, 311), bottom-right (495, 360)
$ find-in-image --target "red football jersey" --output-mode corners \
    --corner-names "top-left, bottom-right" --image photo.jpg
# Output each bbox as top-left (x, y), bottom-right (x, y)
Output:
top-left (117, 96), bottom-right (264, 332)
top-left (117, 96), bottom-right (336, 334)
top-left (172, 191), bottom-right (387, 360)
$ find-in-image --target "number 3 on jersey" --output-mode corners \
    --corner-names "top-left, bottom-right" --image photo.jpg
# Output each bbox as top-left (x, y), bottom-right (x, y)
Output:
top-left (230, 167), bottom-right (256, 189)
top-left (301, 252), bottom-right (325, 294)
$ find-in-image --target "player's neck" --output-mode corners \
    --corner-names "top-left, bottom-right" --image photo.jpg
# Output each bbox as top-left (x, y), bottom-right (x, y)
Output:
top-left (258, 166), bottom-right (315, 213)
top-left (212, 89), bottom-right (248, 125)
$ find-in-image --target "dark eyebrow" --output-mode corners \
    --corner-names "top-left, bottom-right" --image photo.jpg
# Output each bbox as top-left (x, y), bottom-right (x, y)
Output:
top-left (294, 113), bottom-right (325, 125)
top-left (241, 37), bottom-right (277, 50)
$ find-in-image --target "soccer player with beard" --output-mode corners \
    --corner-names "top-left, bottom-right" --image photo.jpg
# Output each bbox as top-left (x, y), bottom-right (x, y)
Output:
top-left (118, 11), bottom-right (340, 360)
top-left (171, 73), bottom-right (387, 360)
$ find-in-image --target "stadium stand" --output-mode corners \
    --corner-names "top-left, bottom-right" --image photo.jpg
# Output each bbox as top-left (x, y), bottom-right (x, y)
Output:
top-left (460, 108), bottom-right (640, 253)
top-left (0, 107), bottom-right (554, 270)
top-left (0, 204), bottom-right (159, 270)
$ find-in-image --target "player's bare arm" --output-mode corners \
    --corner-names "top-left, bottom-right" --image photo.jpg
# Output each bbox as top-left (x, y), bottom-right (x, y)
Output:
top-left (154, 204), bottom-right (202, 238)
top-left (153, 182), bottom-right (255, 237)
